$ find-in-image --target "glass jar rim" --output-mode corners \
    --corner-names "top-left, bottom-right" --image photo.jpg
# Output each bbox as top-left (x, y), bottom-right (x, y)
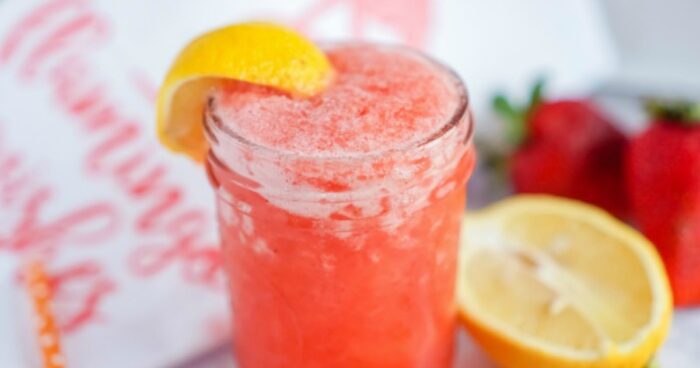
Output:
top-left (204, 42), bottom-right (473, 163)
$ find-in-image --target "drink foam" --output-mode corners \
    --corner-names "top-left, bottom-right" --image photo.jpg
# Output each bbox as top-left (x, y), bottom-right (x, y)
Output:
top-left (206, 44), bottom-right (472, 223)
top-left (212, 44), bottom-right (461, 156)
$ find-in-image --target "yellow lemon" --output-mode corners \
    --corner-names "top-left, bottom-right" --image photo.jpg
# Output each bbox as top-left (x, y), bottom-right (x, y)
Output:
top-left (156, 22), bottom-right (333, 161)
top-left (458, 195), bottom-right (672, 368)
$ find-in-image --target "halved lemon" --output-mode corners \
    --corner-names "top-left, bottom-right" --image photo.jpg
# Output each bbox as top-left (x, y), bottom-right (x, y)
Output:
top-left (458, 195), bottom-right (672, 368)
top-left (156, 22), bottom-right (333, 161)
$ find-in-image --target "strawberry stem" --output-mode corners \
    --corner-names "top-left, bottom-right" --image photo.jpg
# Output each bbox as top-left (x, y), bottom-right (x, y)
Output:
top-left (493, 94), bottom-right (526, 146)
top-left (645, 99), bottom-right (700, 125)
top-left (527, 78), bottom-right (545, 116)
top-left (492, 78), bottom-right (546, 147)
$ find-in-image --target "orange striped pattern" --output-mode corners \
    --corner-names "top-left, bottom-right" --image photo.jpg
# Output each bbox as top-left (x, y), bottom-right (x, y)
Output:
top-left (24, 260), bottom-right (66, 368)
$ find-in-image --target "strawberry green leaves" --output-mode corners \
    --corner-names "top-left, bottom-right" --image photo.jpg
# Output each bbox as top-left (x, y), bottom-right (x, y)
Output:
top-left (492, 78), bottom-right (545, 146)
top-left (645, 100), bottom-right (700, 126)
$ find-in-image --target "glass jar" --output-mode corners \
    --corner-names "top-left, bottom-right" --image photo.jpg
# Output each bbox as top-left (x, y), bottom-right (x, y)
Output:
top-left (205, 44), bottom-right (475, 368)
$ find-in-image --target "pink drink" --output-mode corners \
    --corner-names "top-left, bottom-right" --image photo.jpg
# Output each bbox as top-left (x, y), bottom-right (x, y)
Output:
top-left (205, 44), bottom-right (475, 367)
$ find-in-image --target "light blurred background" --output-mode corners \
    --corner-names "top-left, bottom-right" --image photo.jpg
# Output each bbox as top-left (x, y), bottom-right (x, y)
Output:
top-left (0, 0), bottom-right (698, 367)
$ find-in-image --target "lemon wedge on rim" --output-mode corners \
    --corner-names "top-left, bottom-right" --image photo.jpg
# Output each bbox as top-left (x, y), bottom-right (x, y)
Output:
top-left (458, 195), bottom-right (672, 368)
top-left (156, 22), bottom-right (333, 161)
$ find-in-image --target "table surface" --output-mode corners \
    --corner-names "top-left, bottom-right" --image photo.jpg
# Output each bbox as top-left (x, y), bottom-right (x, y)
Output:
top-left (179, 311), bottom-right (700, 368)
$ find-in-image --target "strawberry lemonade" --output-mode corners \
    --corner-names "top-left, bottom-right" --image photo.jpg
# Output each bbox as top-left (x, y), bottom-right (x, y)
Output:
top-left (204, 44), bottom-right (474, 367)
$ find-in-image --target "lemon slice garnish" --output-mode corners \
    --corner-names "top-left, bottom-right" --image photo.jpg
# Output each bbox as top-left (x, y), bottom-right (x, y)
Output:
top-left (156, 22), bottom-right (333, 161)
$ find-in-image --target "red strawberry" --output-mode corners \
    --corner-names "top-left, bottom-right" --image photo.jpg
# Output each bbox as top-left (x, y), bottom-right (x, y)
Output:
top-left (493, 81), bottom-right (629, 217)
top-left (626, 100), bottom-right (700, 306)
